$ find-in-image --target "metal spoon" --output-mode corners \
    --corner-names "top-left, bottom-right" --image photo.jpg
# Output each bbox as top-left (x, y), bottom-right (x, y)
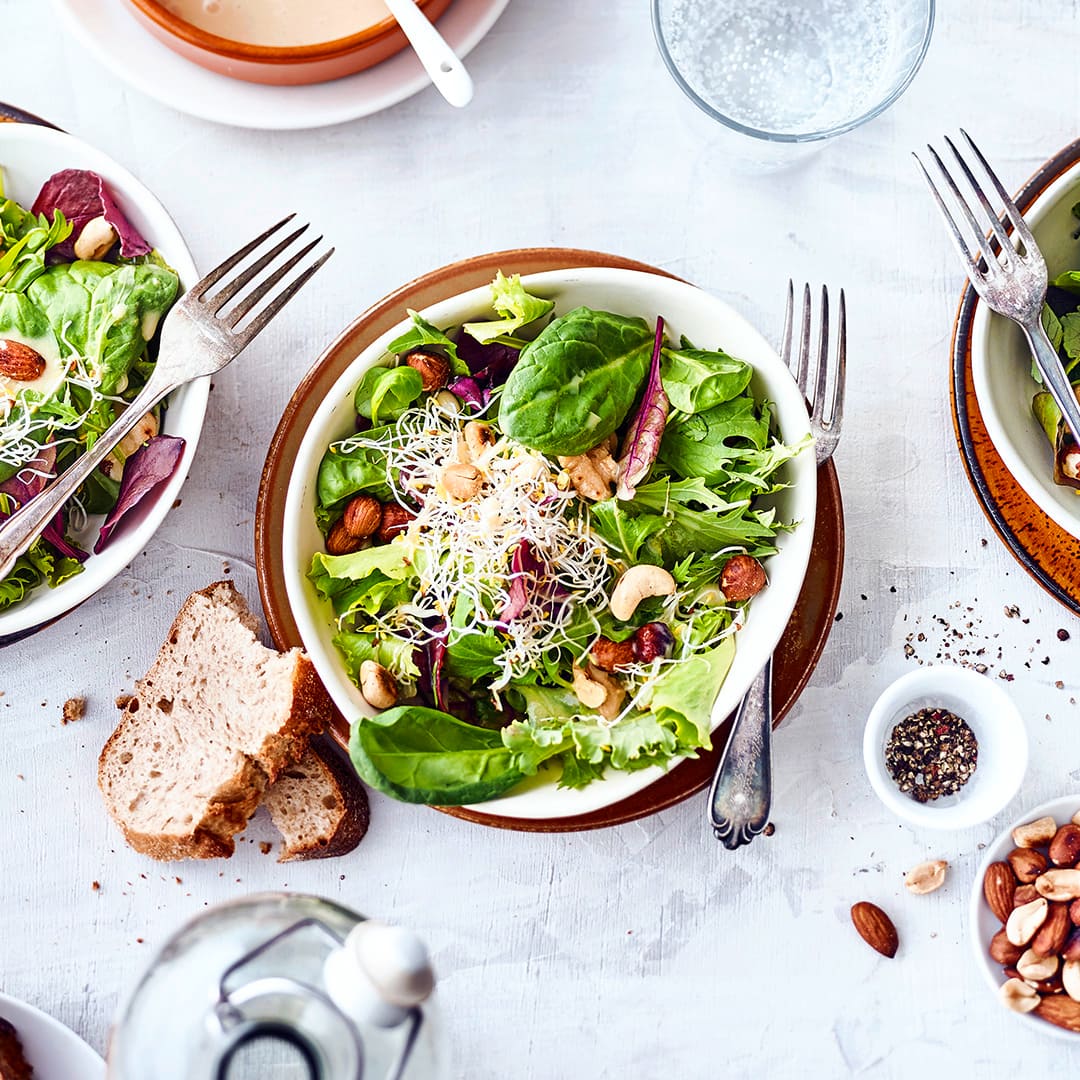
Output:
top-left (382, 0), bottom-right (474, 108)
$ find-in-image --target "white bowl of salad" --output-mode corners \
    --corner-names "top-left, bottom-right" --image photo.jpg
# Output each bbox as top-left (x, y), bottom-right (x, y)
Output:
top-left (971, 156), bottom-right (1080, 540)
top-left (0, 122), bottom-right (204, 639)
top-left (283, 267), bottom-right (816, 820)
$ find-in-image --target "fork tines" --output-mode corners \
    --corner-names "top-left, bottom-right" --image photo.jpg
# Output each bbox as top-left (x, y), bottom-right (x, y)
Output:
top-left (193, 214), bottom-right (334, 346)
top-left (915, 131), bottom-right (1043, 290)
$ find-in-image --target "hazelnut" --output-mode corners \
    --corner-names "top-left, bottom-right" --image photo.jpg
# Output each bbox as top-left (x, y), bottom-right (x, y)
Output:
top-left (342, 494), bottom-right (383, 538)
top-left (1050, 824), bottom-right (1080, 867)
top-left (359, 660), bottom-right (398, 710)
top-left (326, 519), bottom-right (362, 556)
top-left (463, 421), bottom-right (496, 460)
top-left (1009, 847), bottom-right (1048, 884)
top-left (989, 928), bottom-right (1023, 965)
top-left (377, 504), bottom-right (415, 542)
top-left (590, 636), bottom-right (635, 671)
top-left (404, 350), bottom-right (451, 392)
top-left (442, 462), bottom-right (483, 501)
top-left (720, 554), bottom-right (767, 602)
top-left (633, 621), bottom-right (674, 663)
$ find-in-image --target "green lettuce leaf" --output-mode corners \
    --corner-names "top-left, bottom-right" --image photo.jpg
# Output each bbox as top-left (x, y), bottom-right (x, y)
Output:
top-left (660, 346), bottom-right (752, 414)
top-left (462, 271), bottom-right (554, 344)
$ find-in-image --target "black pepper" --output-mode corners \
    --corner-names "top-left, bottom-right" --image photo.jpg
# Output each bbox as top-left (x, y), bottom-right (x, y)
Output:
top-left (885, 707), bottom-right (978, 803)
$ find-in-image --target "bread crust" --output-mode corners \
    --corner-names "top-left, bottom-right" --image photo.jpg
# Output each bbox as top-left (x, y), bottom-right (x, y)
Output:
top-left (0, 1017), bottom-right (33, 1080)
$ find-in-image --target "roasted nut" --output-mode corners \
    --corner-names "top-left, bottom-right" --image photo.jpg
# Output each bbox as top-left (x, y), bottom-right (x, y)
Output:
top-left (590, 636), bottom-right (635, 671)
top-left (359, 660), bottom-right (398, 710)
top-left (376, 504), bottom-right (414, 542)
top-left (719, 554), bottom-right (768, 602)
top-left (558, 445), bottom-right (617, 502)
top-left (633, 621), bottom-right (674, 663)
top-left (404, 350), bottom-right (451, 392)
top-left (1050, 824), bottom-right (1080, 867)
top-left (989, 929), bottom-right (1024, 966)
top-left (1035, 994), bottom-right (1080, 1031)
top-left (0, 339), bottom-right (46, 382)
top-left (103, 410), bottom-right (159, 480)
top-left (1065, 958), bottom-right (1080, 1002)
top-left (1030, 974), bottom-right (1065, 995)
top-left (571, 664), bottom-right (607, 709)
top-left (904, 859), bottom-right (948, 895)
top-left (1013, 815), bottom-right (1059, 848)
top-left (1070, 899), bottom-right (1080, 927)
top-left (1033, 902), bottom-right (1072, 957)
top-left (1014, 884), bottom-right (1040, 907)
top-left (442, 462), bottom-right (483, 501)
top-left (342, 494), bottom-right (382, 538)
top-left (1009, 847), bottom-right (1049, 884)
top-left (326, 519), bottom-right (363, 555)
top-left (1036, 869), bottom-right (1080, 902)
top-left (999, 977), bottom-right (1040, 1014)
top-left (463, 421), bottom-right (496, 461)
top-left (984, 862), bottom-right (1017, 924)
top-left (433, 389), bottom-right (460, 414)
top-left (610, 565), bottom-right (676, 621)
top-left (850, 901), bottom-right (898, 958)
top-left (73, 214), bottom-right (118, 260)
top-left (1017, 948), bottom-right (1059, 981)
top-left (587, 663), bottom-right (626, 721)
top-left (1006, 897), bottom-right (1049, 946)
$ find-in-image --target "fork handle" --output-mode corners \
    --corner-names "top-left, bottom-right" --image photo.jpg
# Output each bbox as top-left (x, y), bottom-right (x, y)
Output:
top-left (708, 657), bottom-right (773, 849)
top-left (0, 371), bottom-right (175, 580)
top-left (1024, 317), bottom-right (1080, 446)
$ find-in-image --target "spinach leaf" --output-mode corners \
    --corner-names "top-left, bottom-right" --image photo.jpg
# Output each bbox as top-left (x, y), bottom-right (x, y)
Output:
top-left (316, 439), bottom-right (393, 510)
top-left (498, 306), bottom-right (654, 456)
top-left (27, 262), bottom-right (115, 355)
top-left (445, 593), bottom-right (502, 681)
top-left (349, 706), bottom-right (526, 804)
top-left (462, 271), bottom-right (554, 344)
top-left (0, 209), bottom-right (72, 293)
top-left (387, 310), bottom-right (467, 374)
top-left (1062, 312), bottom-right (1080, 375)
top-left (353, 365), bottom-right (423, 425)
top-left (1052, 270), bottom-right (1080, 295)
top-left (660, 346), bottom-right (752, 414)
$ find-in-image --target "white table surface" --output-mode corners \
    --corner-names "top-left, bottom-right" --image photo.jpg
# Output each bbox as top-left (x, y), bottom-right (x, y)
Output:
top-left (5, 0), bottom-right (1080, 1076)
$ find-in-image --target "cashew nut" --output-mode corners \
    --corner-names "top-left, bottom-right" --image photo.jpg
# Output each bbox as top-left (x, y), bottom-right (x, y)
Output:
top-left (442, 462), bottom-right (483, 501)
top-left (74, 215), bottom-right (118, 261)
top-left (101, 410), bottom-right (159, 480)
top-left (571, 663), bottom-right (626, 719)
top-left (572, 664), bottom-right (606, 709)
top-left (609, 564), bottom-right (676, 621)
top-left (360, 660), bottom-right (398, 710)
top-left (558, 443), bottom-right (618, 502)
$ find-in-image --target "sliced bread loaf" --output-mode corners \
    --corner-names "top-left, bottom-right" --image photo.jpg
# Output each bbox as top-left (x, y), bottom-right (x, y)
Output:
top-left (98, 580), bottom-right (331, 861)
top-left (263, 740), bottom-right (370, 862)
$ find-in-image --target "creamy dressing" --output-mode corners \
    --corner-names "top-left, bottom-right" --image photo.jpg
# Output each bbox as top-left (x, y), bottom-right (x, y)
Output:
top-left (161, 0), bottom-right (392, 47)
top-left (0, 333), bottom-right (65, 408)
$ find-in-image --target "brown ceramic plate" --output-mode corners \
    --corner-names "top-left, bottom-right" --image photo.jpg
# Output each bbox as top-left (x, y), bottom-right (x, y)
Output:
top-left (951, 138), bottom-right (1080, 617)
top-left (256, 248), bottom-right (845, 831)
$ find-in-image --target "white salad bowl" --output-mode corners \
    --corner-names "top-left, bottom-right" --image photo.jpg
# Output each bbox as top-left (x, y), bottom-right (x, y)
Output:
top-left (970, 155), bottom-right (1080, 540)
top-left (282, 267), bottom-right (816, 820)
top-left (0, 122), bottom-right (204, 641)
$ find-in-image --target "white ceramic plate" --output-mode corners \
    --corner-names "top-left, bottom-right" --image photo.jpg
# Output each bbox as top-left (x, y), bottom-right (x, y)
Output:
top-left (971, 158), bottom-right (1080, 541)
top-left (970, 795), bottom-right (1080, 1041)
top-left (283, 267), bottom-right (817, 820)
top-left (53, 0), bottom-right (510, 131)
top-left (0, 123), bottom-right (205, 640)
top-left (0, 992), bottom-right (105, 1077)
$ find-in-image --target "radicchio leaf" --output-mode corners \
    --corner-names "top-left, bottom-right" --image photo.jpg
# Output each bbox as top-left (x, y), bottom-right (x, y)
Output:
top-left (454, 330), bottom-right (521, 389)
top-left (32, 169), bottom-right (152, 259)
top-left (499, 540), bottom-right (567, 625)
top-left (448, 376), bottom-right (484, 409)
top-left (0, 444), bottom-right (88, 562)
top-left (616, 316), bottom-right (668, 500)
top-left (415, 623), bottom-right (448, 710)
top-left (93, 434), bottom-right (185, 554)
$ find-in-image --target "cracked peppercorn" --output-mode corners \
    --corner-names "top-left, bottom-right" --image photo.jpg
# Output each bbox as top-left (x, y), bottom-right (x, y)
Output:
top-left (884, 707), bottom-right (978, 803)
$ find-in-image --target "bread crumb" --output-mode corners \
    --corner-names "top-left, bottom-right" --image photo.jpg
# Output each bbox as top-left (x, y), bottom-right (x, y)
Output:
top-left (259, 842), bottom-right (272, 855)
top-left (115, 693), bottom-right (134, 710)
top-left (62, 696), bottom-right (86, 725)
top-left (91, 881), bottom-right (100, 892)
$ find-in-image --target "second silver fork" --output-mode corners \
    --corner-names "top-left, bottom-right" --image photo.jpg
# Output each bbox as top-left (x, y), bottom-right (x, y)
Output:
top-left (708, 281), bottom-right (845, 850)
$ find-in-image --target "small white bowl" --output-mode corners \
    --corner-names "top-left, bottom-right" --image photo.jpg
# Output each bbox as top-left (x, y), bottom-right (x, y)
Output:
top-left (0, 123), bottom-right (205, 640)
top-left (970, 795), bottom-right (1080, 1041)
top-left (862, 667), bottom-right (1027, 829)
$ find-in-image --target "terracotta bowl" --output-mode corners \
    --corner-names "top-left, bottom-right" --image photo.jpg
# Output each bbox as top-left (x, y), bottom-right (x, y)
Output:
top-left (125, 0), bottom-right (454, 85)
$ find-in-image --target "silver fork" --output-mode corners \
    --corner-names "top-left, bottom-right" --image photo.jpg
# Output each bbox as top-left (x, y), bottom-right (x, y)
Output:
top-left (0, 215), bottom-right (333, 580)
top-left (916, 130), bottom-right (1080, 445)
top-left (708, 281), bottom-right (846, 849)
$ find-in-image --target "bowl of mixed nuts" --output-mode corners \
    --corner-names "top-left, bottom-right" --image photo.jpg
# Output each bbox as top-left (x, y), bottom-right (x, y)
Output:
top-left (971, 796), bottom-right (1080, 1038)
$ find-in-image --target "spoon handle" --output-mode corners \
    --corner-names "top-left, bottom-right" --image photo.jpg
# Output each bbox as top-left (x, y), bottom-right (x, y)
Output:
top-left (383, 0), bottom-right (474, 108)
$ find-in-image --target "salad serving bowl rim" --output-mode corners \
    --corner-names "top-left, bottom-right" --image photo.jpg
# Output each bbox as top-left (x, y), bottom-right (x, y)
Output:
top-left (0, 122), bottom-right (206, 641)
top-left (281, 265), bottom-right (817, 820)
top-left (970, 155), bottom-right (1080, 542)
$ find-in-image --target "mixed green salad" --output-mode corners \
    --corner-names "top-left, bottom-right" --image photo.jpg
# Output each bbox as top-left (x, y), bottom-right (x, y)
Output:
top-left (0, 168), bottom-right (184, 611)
top-left (309, 273), bottom-right (809, 805)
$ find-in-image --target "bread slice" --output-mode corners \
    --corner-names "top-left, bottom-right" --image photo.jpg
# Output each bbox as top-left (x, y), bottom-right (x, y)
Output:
top-left (263, 740), bottom-right (370, 862)
top-left (0, 1017), bottom-right (33, 1080)
top-left (98, 581), bottom-right (331, 861)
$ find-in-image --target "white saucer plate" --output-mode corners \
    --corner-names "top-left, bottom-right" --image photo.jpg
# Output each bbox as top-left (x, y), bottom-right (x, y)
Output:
top-left (0, 992), bottom-right (105, 1078)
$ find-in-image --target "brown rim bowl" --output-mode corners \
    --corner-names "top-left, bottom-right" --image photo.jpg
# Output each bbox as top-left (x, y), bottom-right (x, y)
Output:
top-left (125, 0), bottom-right (453, 85)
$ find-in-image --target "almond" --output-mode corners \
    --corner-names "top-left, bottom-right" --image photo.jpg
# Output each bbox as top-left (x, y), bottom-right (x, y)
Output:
top-left (342, 494), bottom-right (382, 539)
top-left (0, 339), bottom-right (45, 382)
top-left (376, 504), bottom-right (414, 542)
top-left (1035, 994), bottom-right (1080, 1031)
top-left (1008, 847), bottom-right (1048, 884)
top-left (1007, 897), bottom-right (1049, 947)
top-left (1013, 815), bottom-right (1059, 848)
top-left (850, 901), bottom-right (898, 958)
top-left (999, 977), bottom-right (1040, 1014)
top-left (1050, 824), bottom-right (1080, 867)
top-left (1036, 869), bottom-right (1080, 902)
top-left (984, 862), bottom-right (1017, 924)
top-left (1014, 884), bottom-right (1039, 907)
top-left (989, 928), bottom-right (1024, 965)
top-left (1033, 902), bottom-right (1072, 957)
top-left (325, 519), bottom-right (362, 556)
top-left (904, 859), bottom-right (948, 895)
